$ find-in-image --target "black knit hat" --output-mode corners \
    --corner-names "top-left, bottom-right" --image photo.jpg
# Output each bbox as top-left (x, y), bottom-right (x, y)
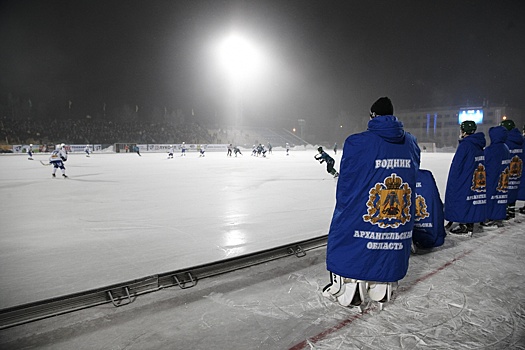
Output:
top-left (370, 97), bottom-right (394, 117)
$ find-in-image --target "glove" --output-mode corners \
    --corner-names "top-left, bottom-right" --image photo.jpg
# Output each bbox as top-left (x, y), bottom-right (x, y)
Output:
top-left (61, 157), bottom-right (67, 162)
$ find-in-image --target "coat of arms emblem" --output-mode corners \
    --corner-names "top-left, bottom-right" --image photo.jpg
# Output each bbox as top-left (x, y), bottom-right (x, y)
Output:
top-left (470, 163), bottom-right (486, 193)
top-left (509, 155), bottom-right (523, 179)
top-left (414, 194), bottom-right (429, 221)
top-left (363, 173), bottom-right (412, 228)
top-left (496, 166), bottom-right (510, 193)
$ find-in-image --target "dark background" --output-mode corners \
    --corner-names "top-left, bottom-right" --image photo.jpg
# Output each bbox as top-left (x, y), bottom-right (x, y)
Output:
top-left (1, 0), bottom-right (524, 133)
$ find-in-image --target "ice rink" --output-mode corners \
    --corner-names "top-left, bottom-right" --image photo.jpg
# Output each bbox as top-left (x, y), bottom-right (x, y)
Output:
top-left (1, 149), bottom-right (524, 349)
top-left (0, 149), bottom-right (343, 309)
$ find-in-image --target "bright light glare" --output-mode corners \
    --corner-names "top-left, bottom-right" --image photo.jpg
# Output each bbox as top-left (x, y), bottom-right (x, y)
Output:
top-left (217, 33), bottom-right (262, 81)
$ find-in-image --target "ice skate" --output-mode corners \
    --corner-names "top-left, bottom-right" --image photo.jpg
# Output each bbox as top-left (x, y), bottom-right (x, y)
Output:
top-left (513, 214), bottom-right (523, 224)
top-left (445, 221), bottom-right (458, 232)
top-left (480, 220), bottom-right (503, 230)
top-left (336, 280), bottom-right (367, 311)
top-left (52, 173), bottom-right (56, 178)
top-left (368, 281), bottom-right (396, 311)
top-left (505, 205), bottom-right (516, 221)
top-left (449, 223), bottom-right (473, 237)
top-left (322, 272), bottom-right (345, 300)
top-left (62, 174), bottom-right (68, 178)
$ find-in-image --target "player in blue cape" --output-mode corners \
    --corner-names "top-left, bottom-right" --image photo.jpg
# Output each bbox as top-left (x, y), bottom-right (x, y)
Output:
top-left (482, 126), bottom-right (511, 228)
top-left (517, 125), bottom-right (525, 214)
top-left (322, 97), bottom-right (420, 309)
top-left (412, 169), bottom-right (446, 250)
top-left (500, 119), bottom-right (523, 220)
top-left (444, 121), bottom-right (486, 235)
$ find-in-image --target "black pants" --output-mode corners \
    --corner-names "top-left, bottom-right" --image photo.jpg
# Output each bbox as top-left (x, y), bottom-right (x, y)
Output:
top-left (326, 159), bottom-right (335, 174)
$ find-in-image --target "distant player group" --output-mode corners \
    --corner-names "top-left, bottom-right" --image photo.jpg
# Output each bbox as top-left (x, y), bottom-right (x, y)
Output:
top-left (33, 141), bottom-right (295, 179)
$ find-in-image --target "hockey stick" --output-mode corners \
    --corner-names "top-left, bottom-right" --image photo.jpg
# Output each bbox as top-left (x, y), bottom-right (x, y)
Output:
top-left (40, 160), bottom-right (51, 166)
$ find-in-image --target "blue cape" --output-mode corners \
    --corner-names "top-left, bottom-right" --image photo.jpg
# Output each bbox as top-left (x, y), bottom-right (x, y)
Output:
top-left (413, 169), bottom-right (446, 249)
top-left (326, 115), bottom-right (420, 282)
top-left (444, 132), bottom-right (486, 223)
top-left (518, 134), bottom-right (525, 200)
top-left (485, 126), bottom-right (511, 220)
top-left (504, 128), bottom-right (524, 203)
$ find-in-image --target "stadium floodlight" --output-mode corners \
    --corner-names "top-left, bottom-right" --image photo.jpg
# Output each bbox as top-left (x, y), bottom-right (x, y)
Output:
top-left (216, 32), bottom-right (262, 83)
top-left (215, 31), bottom-right (264, 126)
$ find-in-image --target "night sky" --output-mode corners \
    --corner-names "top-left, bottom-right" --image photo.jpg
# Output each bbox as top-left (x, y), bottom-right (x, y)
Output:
top-left (1, 0), bottom-right (524, 127)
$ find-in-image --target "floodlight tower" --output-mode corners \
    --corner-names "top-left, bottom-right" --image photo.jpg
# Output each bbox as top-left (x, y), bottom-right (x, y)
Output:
top-left (217, 32), bottom-right (262, 127)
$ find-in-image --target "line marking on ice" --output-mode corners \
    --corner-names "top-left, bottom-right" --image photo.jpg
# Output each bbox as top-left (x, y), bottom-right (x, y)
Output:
top-left (288, 232), bottom-right (504, 350)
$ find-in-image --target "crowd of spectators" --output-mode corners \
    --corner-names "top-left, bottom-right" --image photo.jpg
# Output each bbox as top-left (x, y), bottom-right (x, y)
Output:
top-left (0, 117), bottom-right (212, 146)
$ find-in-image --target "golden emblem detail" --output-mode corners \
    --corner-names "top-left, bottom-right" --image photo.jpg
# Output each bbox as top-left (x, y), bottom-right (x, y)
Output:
top-left (363, 173), bottom-right (412, 228)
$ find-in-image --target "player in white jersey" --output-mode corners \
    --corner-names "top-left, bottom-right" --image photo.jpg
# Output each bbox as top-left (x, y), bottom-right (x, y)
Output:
top-left (49, 143), bottom-right (68, 178)
top-left (27, 144), bottom-right (33, 160)
top-left (181, 142), bottom-right (187, 156)
top-left (167, 145), bottom-right (174, 159)
top-left (84, 145), bottom-right (91, 157)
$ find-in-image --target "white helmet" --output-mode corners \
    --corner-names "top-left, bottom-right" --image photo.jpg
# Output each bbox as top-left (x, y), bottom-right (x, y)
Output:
top-left (29, 143), bottom-right (33, 146)
top-left (170, 145), bottom-right (172, 147)
top-left (60, 143), bottom-right (65, 148)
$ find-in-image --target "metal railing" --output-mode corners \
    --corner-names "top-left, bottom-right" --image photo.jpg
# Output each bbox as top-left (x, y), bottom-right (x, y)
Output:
top-left (0, 235), bottom-right (327, 330)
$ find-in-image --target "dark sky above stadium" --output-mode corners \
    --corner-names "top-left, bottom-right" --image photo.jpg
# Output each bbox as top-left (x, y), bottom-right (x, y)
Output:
top-left (1, 0), bottom-right (524, 126)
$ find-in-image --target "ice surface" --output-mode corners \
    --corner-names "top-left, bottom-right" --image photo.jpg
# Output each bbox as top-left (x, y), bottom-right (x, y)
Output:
top-left (0, 150), bottom-right (338, 308)
top-left (0, 150), bottom-right (524, 349)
